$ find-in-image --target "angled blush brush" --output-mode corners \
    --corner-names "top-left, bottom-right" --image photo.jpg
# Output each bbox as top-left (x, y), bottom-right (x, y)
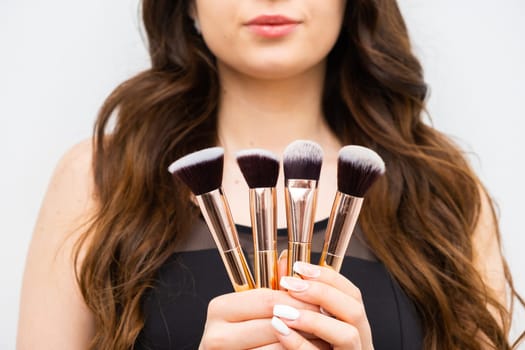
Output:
top-left (319, 145), bottom-right (385, 272)
top-left (168, 147), bottom-right (255, 292)
top-left (236, 149), bottom-right (280, 289)
top-left (283, 140), bottom-right (323, 276)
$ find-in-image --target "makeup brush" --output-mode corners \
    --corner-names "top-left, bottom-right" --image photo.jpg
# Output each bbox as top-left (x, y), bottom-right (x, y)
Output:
top-left (168, 147), bottom-right (255, 292)
top-left (283, 140), bottom-right (323, 276)
top-left (319, 145), bottom-right (385, 272)
top-left (236, 149), bottom-right (280, 289)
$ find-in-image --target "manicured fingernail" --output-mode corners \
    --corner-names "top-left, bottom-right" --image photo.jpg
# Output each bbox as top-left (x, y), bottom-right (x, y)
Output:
top-left (293, 261), bottom-right (321, 278)
top-left (271, 316), bottom-right (291, 336)
top-left (273, 304), bottom-right (300, 320)
top-left (278, 249), bottom-right (288, 261)
top-left (280, 276), bottom-right (309, 292)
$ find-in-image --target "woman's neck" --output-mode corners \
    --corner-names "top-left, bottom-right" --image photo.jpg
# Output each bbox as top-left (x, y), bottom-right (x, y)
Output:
top-left (215, 61), bottom-right (342, 227)
top-left (216, 61), bottom-right (339, 154)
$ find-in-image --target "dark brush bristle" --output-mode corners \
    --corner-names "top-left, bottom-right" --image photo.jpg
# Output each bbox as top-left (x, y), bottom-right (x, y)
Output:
top-left (337, 145), bottom-right (385, 197)
top-left (168, 147), bottom-right (224, 195)
top-left (283, 140), bottom-right (323, 181)
top-left (236, 149), bottom-right (280, 188)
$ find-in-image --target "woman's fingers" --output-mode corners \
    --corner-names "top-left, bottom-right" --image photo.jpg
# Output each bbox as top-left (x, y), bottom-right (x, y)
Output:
top-left (201, 310), bottom-right (323, 349)
top-left (202, 318), bottom-right (278, 349)
top-left (207, 288), bottom-right (318, 322)
top-left (200, 285), bottom-right (325, 349)
top-left (293, 261), bottom-right (362, 301)
top-left (279, 275), bottom-right (367, 327)
top-left (272, 316), bottom-right (315, 350)
top-left (254, 338), bottom-right (329, 350)
top-left (285, 262), bottom-right (369, 326)
top-left (253, 343), bottom-right (286, 350)
top-left (272, 306), bottom-right (361, 349)
top-left (277, 262), bottom-right (374, 348)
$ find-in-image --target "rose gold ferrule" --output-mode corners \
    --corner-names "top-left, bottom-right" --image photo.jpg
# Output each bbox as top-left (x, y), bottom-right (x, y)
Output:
top-left (285, 179), bottom-right (318, 276)
top-left (221, 246), bottom-right (256, 292)
top-left (255, 250), bottom-right (278, 289)
top-left (249, 188), bottom-right (278, 289)
top-left (196, 189), bottom-right (255, 291)
top-left (288, 241), bottom-right (312, 277)
top-left (319, 191), bottom-right (363, 272)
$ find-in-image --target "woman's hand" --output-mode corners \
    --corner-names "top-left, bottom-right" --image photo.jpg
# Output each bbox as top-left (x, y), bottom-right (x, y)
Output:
top-left (200, 251), bottom-right (331, 350)
top-left (271, 261), bottom-right (374, 350)
top-left (199, 288), bottom-right (326, 350)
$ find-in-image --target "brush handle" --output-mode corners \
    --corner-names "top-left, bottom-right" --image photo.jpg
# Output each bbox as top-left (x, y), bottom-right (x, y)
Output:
top-left (249, 188), bottom-right (278, 289)
top-left (284, 179), bottom-right (318, 275)
top-left (319, 192), bottom-right (363, 272)
top-left (255, 250), bottom-right (278, 289)
top-left (221, 246), bottom-right (256, 292)
top-left (288, 241), bottom-right (311, 277)
top-left (197, 189), bottom-right (255, 291)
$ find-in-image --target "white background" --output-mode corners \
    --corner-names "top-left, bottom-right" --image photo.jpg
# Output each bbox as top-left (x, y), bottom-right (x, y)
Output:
top-left (1, 0), bottom-right (523, 348)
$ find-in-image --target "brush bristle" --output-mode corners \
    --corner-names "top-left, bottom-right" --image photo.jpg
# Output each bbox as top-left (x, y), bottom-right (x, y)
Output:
top-left (168, 147), bottom-right (224, 195)
top-left (283, 140), bottom-right (323, 181)
top-left (337, 145), bottom-right (385, 197)
top-left (236, 149), bottom-right (280, 188)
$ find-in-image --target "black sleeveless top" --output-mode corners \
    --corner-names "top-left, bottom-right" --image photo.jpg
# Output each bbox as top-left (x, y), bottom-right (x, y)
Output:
top-left (135, 218), bottom-right (423, 349)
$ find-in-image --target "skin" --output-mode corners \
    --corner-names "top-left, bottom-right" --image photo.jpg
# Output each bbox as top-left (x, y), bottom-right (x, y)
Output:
top-left (17, 140), bottom-right (97, 349)
top-left (196, 0), bottom-right (346, 228)
top-left (273, 260), bottom-right (373, 349)
top-left (17, 1), bottom-right (508, 349)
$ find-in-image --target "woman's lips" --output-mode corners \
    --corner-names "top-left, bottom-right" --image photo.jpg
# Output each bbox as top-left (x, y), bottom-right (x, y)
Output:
top-left (245, 15), bottom-right (300, 38)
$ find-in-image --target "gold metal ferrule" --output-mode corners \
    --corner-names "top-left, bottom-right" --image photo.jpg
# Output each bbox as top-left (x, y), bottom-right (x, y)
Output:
top-left (249, 188), bottom-right (278, 289)
top-left (285, 179), bottom-right (318, 276)
top-left (288, 241), bottom-right (311, 277)
top-left (255, 250), bottom-right (278, 289)
top-left (197, 188), bottom-right (255, 292)
top-left (319, 191), bottom-right (363, 272)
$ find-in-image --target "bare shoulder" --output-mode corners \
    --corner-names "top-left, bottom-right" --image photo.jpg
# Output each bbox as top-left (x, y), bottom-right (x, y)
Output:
top-left (33, 138), bottom-right (97, 251)
top-left (54, 137), bottom-right (94, 189)
top-left (17, 138), bottom-right (97, 349)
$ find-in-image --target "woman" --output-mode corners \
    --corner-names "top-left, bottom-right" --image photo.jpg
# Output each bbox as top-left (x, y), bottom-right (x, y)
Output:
top-left (17, 0), bottom-right (523, 349)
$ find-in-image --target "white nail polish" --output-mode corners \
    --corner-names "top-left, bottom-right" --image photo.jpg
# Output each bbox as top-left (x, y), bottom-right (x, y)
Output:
top-left (278, 249), bottom-right (288, 261)
top-left (271, 316), bottom-right (291, 336)
top-left (274, 304), bottom-right (300, 320)
top-left (293, 261), bottom-right (321, 278)
top-left (280, 276), bottom-right (309, 292)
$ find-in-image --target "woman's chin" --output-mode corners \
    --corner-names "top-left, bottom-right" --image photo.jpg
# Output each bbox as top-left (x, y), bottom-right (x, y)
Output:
top-left (222, 59), bottom-right (324, 82)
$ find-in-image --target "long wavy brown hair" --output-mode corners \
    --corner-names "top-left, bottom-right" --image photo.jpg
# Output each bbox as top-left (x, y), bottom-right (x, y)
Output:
top-left (75, 0), bottom-right (524, 348)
